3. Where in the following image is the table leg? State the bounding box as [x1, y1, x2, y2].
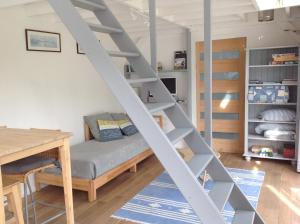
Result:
[0, 167, 5, 224]
[59, 139, 74, 224]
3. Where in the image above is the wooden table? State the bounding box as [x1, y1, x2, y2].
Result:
[0, 128, 74, 224]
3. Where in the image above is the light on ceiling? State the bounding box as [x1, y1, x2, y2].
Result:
[258, 10, 275, 22]
[255, 0, 300, 10]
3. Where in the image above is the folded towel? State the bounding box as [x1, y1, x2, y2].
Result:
[264, 130, 295, 140]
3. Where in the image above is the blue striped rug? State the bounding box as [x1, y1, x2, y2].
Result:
[112, 168, 265, 224]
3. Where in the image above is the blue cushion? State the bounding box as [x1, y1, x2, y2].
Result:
[111, 113, 139, 136]
[2, 156, 56, 174]
[97, 120, 123, 142]
[84, 113, 113, 141]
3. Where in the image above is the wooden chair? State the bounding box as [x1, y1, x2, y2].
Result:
[3, 177, 24, 224]
[3, 128, 65, 224]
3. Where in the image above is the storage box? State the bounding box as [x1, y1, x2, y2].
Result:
[248, 85, 289, 103]
[272, 53, 298, 64]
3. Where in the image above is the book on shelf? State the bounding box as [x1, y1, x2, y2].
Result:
[271, 53, 298, 65]
[282, 79, 298, 85]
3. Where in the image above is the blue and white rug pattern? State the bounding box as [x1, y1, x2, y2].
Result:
[112, 168, 265, 224]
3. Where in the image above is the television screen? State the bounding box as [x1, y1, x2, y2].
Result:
[161, 78, 176, 95]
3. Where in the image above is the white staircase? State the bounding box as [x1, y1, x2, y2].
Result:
[48, 0, 265, 223]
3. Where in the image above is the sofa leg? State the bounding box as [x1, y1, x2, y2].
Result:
[129, 164, 137, 173]
[88, 183, 97, 202]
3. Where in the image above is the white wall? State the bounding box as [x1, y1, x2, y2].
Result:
[0, 6, 124, 145]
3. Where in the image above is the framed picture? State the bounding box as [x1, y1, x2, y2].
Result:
[25, 29, 61, 52]
[174, 51, 187, 70]
[76, 43, 85, 54]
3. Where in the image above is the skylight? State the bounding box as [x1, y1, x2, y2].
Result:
[255, 0, 300, 10]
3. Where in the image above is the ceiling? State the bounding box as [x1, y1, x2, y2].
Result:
[0, 0, 299, 37]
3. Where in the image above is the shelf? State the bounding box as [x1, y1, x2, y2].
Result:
[249, 64, 298, 68]
[248, 119, 296, 124]
[248, 134, 295, 143]
[246, 46, 299, 165]
[244, 152, 296, 161]
[248, 45, 299, 51]
[248, 102, 297, 106]
[248, 83, 297, 86]
[158, 70, 188, 73]
[125, 70, 188, 75]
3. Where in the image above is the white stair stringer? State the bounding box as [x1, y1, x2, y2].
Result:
[47, 1, 265, 223]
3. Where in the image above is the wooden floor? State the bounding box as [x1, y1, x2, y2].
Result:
[31, 152, 300, 224]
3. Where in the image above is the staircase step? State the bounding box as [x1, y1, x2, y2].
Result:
[209, 182, 234, 211]
[232, 211, 255, 224]
[88, 23, 123, 34]
[187, 154, 214, 178]
[127, 77, 158, 84]
[108, 50, 140, 58]
[166, 128, 194, 145]
[71, 0, 106, 11]
[145, 103, 175, 113]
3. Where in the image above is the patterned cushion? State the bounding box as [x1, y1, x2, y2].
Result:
[2, 156, 56, 174]
[97, 120, 123, 142]
[248, 85, 289, 103]
[117, 120, 139, 136]
[111, 113, 139, 136]
[84, 113, 113, 141]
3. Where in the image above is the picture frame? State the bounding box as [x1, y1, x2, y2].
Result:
[25, 29, 61, 53]
[174, 51, 187, 70]
[76, 43, 85, 54]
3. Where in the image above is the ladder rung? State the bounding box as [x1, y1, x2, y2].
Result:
[108, 50, 140, 58]
[145, 103, 175, 113]
[71, 0, 106, 11]
[187, 154, 213, 178]
[232, 211, 255, 224]
[88, 23, 123, 34]
[166, 128, 194, 145]
[127, 77, 158, 84]
[209, 182, 234, 211]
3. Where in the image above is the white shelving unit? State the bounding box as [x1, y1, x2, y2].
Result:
[244, 46, 300, 168]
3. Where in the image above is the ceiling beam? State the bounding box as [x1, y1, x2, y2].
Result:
[179, 16, 243, 27]
[0, 0, 41, 8]
[112, 0, 187, 29]
[156, 7, 256, 23]
[157, 1, 254, 14]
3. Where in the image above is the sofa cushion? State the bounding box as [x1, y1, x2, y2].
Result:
[2, 156, 56, 174]
[111, 113, 138, 136]
[117, 120, 138, 136]
[84, 113, 113, 141]
[46, 133, 149, 179]
[111, 113, 128, 120]
[97, 120, 123, 142]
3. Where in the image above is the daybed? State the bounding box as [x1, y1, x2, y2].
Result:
[35, 114, 162, 202]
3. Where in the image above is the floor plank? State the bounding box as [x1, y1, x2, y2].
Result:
[31, 153, 300, 224]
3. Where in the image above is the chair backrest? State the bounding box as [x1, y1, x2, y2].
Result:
[2, 177, 19, 192]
